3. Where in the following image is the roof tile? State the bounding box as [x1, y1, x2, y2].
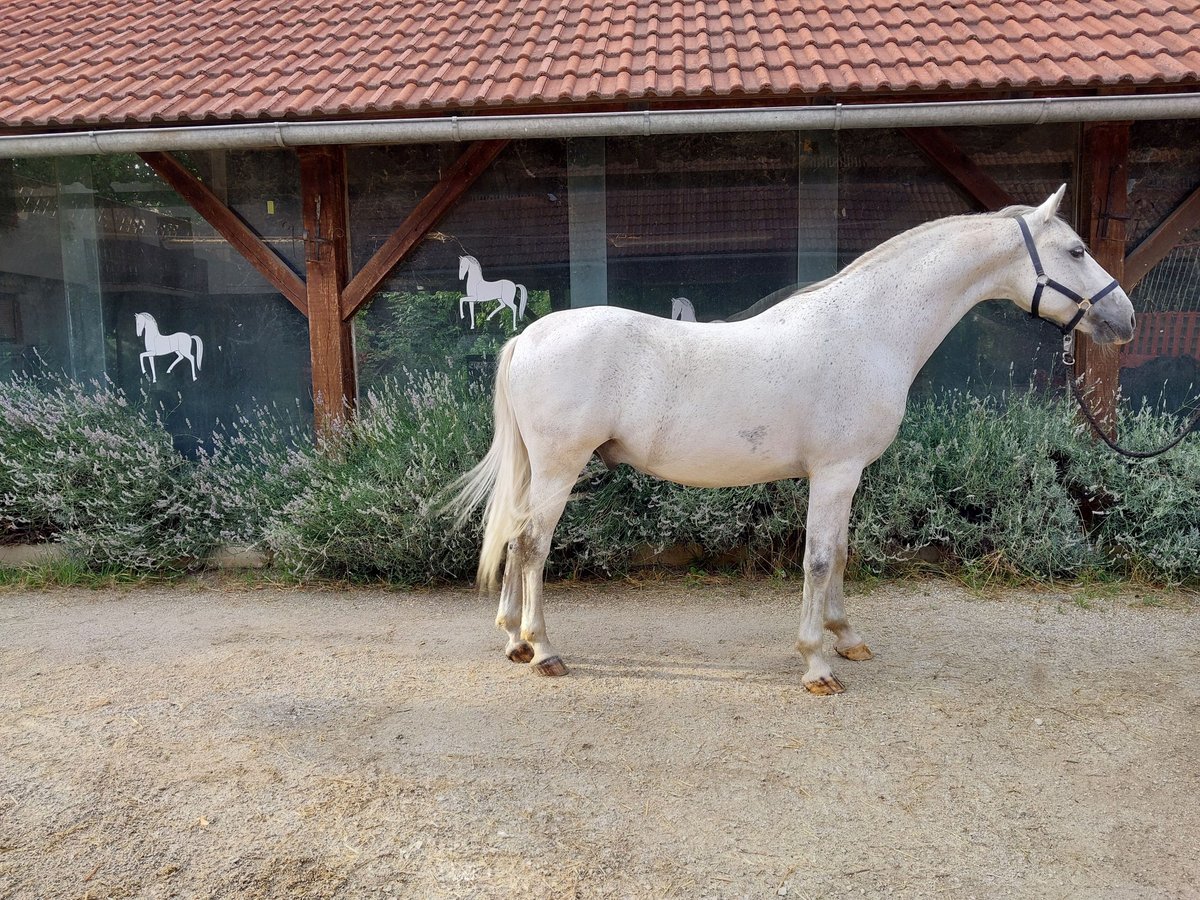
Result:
[2, 0, 1199, 128]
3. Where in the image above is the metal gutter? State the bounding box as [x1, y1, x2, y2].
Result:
[2, 92, 1200, 157]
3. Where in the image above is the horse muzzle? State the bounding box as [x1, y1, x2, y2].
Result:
[1084, 291, 1136, 345]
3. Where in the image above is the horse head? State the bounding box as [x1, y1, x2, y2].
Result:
[458, 256, 477, 281]
[1010, 186, 1135, 346]
[135, 312, 153, 337]
[670, 297, 697, 322]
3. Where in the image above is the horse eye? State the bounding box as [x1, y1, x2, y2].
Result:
[1070, 246, 1086, 259]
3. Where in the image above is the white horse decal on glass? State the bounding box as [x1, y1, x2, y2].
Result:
[457, 255, 528, 330]
[670, 297, 697, 321]
[449, 187, 1136, 694]
[135, 312, 203, 383]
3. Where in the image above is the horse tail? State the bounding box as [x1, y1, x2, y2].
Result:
[446, 337, 530, 592]
[516, 284, 527, 320]
[192, 335, 204, 371]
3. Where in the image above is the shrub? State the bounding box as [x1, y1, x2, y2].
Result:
[192, 403, 316, 550]
[2, 368, 1197, 585]
[0, 374, 214, 571]
[1061, 402, 1200, 583]
[851, 391, 1102, 579]
[265, 370, 492, 582]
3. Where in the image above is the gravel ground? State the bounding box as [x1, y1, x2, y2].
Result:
[0, 577, 1197, 899]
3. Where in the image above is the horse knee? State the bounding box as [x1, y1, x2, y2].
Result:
[804, 548, 836, 582]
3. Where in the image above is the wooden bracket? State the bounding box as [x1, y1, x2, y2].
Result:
[138, 151, 308, 315]
[902, 127, 1016, 211]
[342, 139, 510, 320]
[1125, 181, 1200, 290]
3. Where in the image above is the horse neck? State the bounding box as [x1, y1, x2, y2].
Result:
[138, 316, 159, 339]
[464, 262, 480, 291]
[820, 218, 1022, 379]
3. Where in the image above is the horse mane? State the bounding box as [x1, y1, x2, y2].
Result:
[786, 205, 1040, 301]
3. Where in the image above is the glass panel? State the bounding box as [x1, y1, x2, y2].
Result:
[1122, 120, 1200, 412]
[567, 138, 608, 308]
[840, 125, 1077, 398]
[0, 153, 312, 453]
[349, 141, 569, 392]
[0, 158, 70, 378]
[604, 132, 816, 322]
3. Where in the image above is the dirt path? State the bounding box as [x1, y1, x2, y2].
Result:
[1, 578, 1197, 899]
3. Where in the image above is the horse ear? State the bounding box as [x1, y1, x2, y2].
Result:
[1033, 184, 1067, 226]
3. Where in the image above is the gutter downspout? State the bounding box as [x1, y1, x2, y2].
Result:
[1, 93, 1200, 157]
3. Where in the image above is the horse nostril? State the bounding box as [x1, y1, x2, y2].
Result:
[1130, 313, 1136, 331]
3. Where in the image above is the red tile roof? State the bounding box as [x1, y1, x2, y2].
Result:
[2, 1, 1199, 129]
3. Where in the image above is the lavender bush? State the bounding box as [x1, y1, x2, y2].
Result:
[265, 370, 492, 582]
[0, 374, 214, 571]
[2, 369, 1197, 584]
[192, 403, 315, 550]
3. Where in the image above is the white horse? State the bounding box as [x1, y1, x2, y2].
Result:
[450, 188, 1135, 694]
[135, 312, 203, 383]
[670, 297, 697, 321]
[458, 255, 528, 330]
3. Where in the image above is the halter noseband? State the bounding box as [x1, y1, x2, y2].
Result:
[1016, 216, 1120, 337]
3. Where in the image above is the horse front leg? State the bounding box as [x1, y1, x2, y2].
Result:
[797, 465, 863, 695]
[497, 540, 533, 663]
[141, 353, 157, 383]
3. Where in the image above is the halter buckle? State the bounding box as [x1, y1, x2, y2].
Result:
[1036, 273, 1050, 286]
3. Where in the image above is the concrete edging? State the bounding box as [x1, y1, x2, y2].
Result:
[0, 543, 270, 570]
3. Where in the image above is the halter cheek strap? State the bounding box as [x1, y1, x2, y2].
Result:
[1017, 216, 1120, 335]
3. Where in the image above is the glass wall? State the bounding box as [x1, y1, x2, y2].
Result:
[839, 123, 1079, 397]
[348, 140, 570, 392]
[0, 152, 312, 453]
[1123, 120, 1200, 413]
[350, 125, 1083, 403]
[3, 119, 1194, 454]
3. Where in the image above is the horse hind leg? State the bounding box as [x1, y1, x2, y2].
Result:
[498, 541, 533, 663]
[518, 453, 591, 677]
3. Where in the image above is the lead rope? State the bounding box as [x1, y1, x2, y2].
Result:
[1059, 331, 1200, 459]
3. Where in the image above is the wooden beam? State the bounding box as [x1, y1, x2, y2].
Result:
[341, 139, 510, 320]
[1124, 181, 1200, 289]
[139, 151, 307, 315]
[1075, 121, 1131, 438]
[902, 127, 1016, 211]
[299, 146, 356, 432]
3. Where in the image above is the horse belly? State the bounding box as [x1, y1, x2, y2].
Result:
[603, 418, 804, 488]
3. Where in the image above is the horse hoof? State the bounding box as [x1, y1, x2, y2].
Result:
[837, 642, 873, 662]
[532, 656, 569, 677]
[506, 642, 535, 664]
[802, 674, 846, 696]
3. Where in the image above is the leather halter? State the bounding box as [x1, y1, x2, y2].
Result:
[1017, 216, 1120, 335]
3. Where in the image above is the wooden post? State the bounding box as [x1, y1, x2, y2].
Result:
[1076, 121, 1130, 437]
[298, 146, 355, 433]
